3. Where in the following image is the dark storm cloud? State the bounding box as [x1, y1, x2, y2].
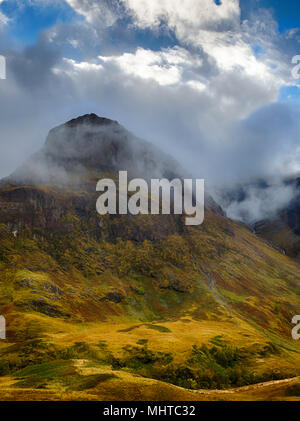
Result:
[9, 39, 61, 88]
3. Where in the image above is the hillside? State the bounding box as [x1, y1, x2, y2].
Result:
[0, 115, 300, 400]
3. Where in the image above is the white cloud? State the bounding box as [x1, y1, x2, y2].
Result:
[123, 0, 240, 39]
[223, 183, 296, 223]
[0, 10, 8, 28]
[62, 0, 285, 105]
[53, 47, 280, 147]
[199, 31, 273, 79]
[59, 58, 104, 75]
[123, 0, 285, 89]
[65, 0, 120, 26]
[186, 80, 206, 91]
[99, 47, 203, 86]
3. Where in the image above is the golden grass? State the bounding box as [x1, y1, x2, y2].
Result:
[0, 364, 299, 401]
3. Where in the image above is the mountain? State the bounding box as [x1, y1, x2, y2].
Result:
[0, 113, 183, 188]
[216, 175, 300, 262]
[212, 176, 300, 261]
[0, 115, 300, 401]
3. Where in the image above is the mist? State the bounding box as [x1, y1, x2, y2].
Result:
[211, 179, 298, 224]
[1, 0, 300, 224]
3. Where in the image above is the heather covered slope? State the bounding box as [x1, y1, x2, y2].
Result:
[1, 189, 300, 398]
[0, 184, 300, 331]
[0, 115, 300, 400]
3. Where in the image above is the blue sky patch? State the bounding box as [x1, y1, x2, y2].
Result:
[241, 0, 300, 32]
[280, 85, 300, 103]
[0, 0, 82, 45]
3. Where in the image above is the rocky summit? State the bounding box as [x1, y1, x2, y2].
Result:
[1, 114, 182, 188]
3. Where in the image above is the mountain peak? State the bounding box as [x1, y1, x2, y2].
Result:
[1, 114, 183, 187]
[65, 113, 118, 128]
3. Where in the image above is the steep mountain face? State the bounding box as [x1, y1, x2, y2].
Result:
[0, 113, 222, 237]
[1, 115, 300, 399]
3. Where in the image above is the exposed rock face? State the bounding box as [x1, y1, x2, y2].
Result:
[15, 299, 70, 318]
[101, 292, 124, 303]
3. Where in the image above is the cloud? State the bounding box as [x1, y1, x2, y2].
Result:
[48, 52, 298, 187]
[0, 10, 8, 23]
[0, 38, 295, 185]
[1, 0, 300, 224]
[123, 0, 240, 39]
[215, 181, 297, 224]
[59, 0, 289, 99]
[9, 39, 61, 88]
[65, 0, 121, 26]
[98, 46, 204, 86]
[0, 4, 8, 29]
